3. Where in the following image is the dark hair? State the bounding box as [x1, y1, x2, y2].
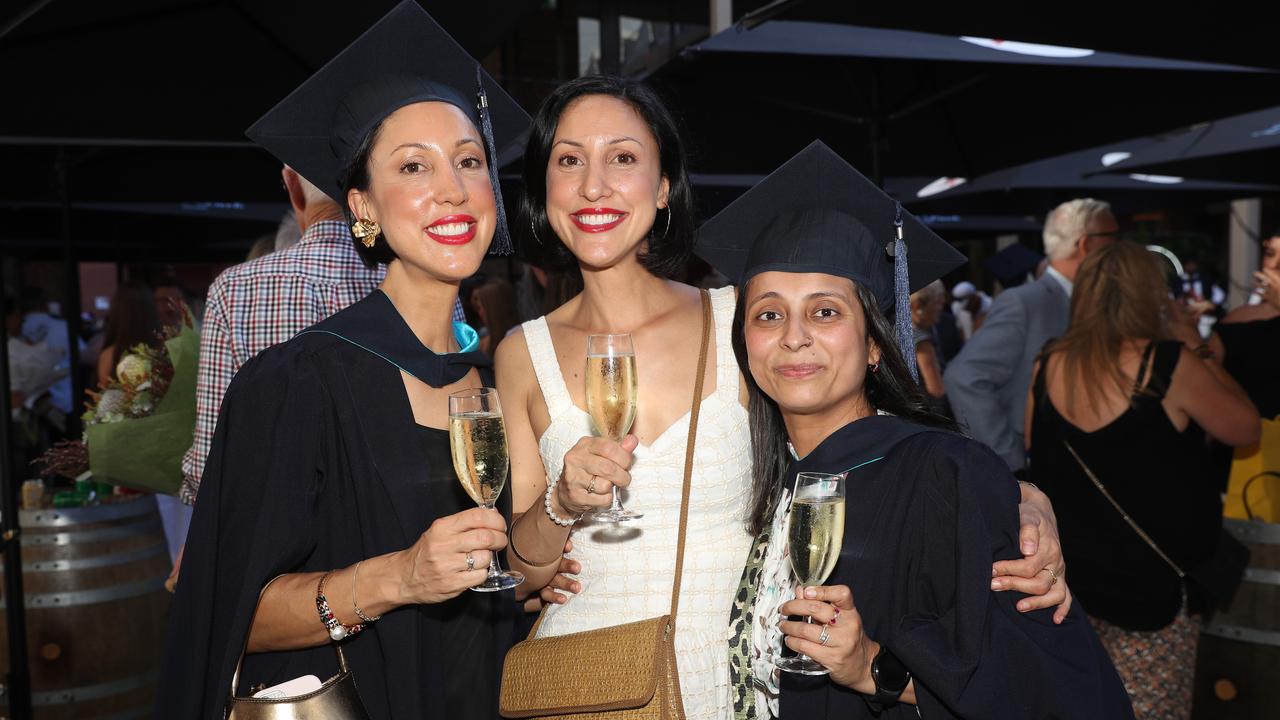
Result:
[516, 75, 696, 279]
[474, 279, 519, 355]
[732, 280, 958, 536]
[340, 123, 399, 267]
[103, 281, 162, 376]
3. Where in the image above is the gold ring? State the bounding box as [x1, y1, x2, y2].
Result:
[1043, 566, 1058, 586]
[586, 476, 598, 494]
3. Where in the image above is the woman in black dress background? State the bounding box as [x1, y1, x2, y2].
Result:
[1027, 241, 1259, 718]
[1216, 230, 1280, 418]
[157, 4, 532, 718]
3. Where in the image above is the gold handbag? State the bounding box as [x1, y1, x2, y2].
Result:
[499, 290, 711, 720]
[225, 578, 372, 720]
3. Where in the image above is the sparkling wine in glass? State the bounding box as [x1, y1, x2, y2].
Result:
[584, 333, 642, 522]
[449, 387, 524, 592]
[774, 471, 846, 675]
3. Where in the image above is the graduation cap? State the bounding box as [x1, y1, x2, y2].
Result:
[696, 140, 966, 377]
[982, 243, 1045, 287]
[246, 0, 530, 254]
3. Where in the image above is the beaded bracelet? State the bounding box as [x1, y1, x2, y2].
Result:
[544, 475, 579, 527]
[316, 571, 363, 641]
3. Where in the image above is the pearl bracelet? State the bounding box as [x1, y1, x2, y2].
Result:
[544, 475, 579, 527]
[316, 571, 363, 641]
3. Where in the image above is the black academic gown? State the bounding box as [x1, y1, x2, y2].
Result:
[157, 292, 515, 720]
[778, 415, 1133, 719]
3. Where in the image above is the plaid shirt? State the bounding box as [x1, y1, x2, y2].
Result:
[180, 219, 466, 504]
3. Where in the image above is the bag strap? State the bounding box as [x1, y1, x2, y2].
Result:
[1063, 441, 1185, 578]
[230, 575, 349, 699]
[1132, 341, 1158, 395]
[669, 289, 712, 620]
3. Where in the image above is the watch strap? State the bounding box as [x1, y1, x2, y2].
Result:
[865, 644, 910, 712]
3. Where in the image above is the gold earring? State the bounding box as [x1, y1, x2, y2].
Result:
[351, 219, 381, 248]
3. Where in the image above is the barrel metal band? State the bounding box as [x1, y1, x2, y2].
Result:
[87, 708, 154, 720]
[19, 496, 158, 527]
[1224, 518, 1280, 545]
[19, 519, 163, 546]
[30, 670, 158, 706]
[0, 542, 167, 573]
[0, 576, 166, 609]
[1203, 622, 1280, 648]
[1244, 566, 1280, 586]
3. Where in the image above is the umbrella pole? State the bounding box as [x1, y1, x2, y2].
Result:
[56, 151, 84, 439]
[0, 282, 34, 720]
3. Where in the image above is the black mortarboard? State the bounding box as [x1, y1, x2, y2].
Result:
[696, 140, 966, 377]
[246, 0, 530, 254]
[982, 243, 1045, 287]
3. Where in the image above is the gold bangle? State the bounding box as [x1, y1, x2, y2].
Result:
[508, 526, 563, 568]
[351, 561, 381, 623]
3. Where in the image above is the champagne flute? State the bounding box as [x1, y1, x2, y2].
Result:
[774, 471, 846, 675]
[584, 333, 643, 522]
[448, 387, 524, 592]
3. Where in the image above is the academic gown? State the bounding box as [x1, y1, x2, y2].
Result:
[156, 291, 515, 720]
[778, 415, 1133, 719]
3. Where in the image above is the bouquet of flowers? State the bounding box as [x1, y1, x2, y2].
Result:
[34, 312, 199, 495]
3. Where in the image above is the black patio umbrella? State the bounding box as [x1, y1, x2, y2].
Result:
[690, 172, 1041, 232]
[651, 19, 1280, 184]
[893, 135, 1280, 216]
[738, 0, 1280, 71]
[1090, 104, 1280, 184]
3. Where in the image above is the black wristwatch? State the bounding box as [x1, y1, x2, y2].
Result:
[865, 644, 911, 713]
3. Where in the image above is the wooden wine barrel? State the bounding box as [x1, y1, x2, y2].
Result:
[1191, 518, 1280, 719]
[0, 495, 172, 719]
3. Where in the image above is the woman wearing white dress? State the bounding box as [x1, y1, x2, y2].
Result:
[499, 76, 1071, 719]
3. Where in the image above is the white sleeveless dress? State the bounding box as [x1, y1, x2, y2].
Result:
[521, 286, 753, 720]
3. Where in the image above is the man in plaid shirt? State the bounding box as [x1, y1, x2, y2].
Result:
[179, 167, 464, 505]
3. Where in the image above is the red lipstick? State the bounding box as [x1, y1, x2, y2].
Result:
[570, 207, 628, 233]
[425, 214, 477, 245]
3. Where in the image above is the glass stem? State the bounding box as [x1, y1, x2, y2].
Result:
[610, 486, 624, 512]
[800, 614, 814, 661]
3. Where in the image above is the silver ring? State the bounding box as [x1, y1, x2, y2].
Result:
[818, 626, 831, 646]
[465, 552, 476, 571]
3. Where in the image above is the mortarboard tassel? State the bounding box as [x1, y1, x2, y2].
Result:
[891, 203, 918, 382]
[476, 64, 512, 256]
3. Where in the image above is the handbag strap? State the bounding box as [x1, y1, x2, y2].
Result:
[1063, 441, 1186, 578]
[668, 288, 712, 620]
[230, 576, 350, 698]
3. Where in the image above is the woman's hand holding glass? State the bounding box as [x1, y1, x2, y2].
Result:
[779, 585, 883, 694]
[394, 506, 508, 604]
[553, 434, 639, 517]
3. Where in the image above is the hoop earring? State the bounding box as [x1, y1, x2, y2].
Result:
[529, 218, 543, 245]
[656, 207, 672, 242]
[351, 219, 381, 248]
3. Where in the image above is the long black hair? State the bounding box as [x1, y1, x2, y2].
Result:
[732, 280, 958, 536]
[515, 75, 696, 279]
